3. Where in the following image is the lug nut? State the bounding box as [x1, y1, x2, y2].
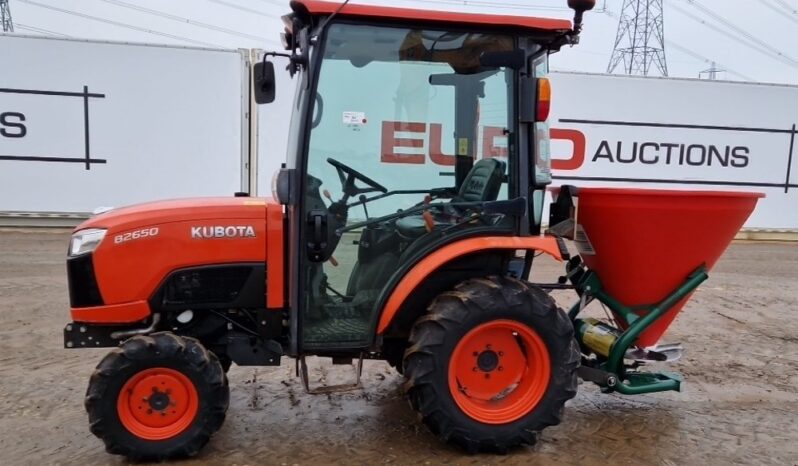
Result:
[498, 366, 504, 371]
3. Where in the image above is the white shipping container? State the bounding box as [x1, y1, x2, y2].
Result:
[0, 34, 250, 214]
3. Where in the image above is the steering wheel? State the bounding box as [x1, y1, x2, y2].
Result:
[327, 157, 388, 198]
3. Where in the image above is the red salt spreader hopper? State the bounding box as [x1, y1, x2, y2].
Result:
[548, 186, 764, 395]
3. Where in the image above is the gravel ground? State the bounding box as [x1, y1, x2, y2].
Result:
[0, 230, 796, 465]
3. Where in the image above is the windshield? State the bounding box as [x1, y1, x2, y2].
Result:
[306, 23, 516, 220]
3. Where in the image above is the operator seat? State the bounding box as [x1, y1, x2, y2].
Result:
[395, 158, 506, 239]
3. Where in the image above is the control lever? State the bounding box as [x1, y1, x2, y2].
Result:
[359, 195, 369, 219]
[306, 209, 328, 262]
[422, 195, 435, 232]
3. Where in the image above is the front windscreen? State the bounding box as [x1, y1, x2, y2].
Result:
[306, 23, 516, 220]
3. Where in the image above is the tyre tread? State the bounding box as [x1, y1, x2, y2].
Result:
[84, 332, 229, 461]
[403, 276, 579, 453]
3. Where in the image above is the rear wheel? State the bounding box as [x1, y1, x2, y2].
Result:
[85, 332, 229, 460]
[403, 276, 579, 453]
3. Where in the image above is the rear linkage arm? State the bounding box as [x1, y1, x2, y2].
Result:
[564, 256, 708, 394]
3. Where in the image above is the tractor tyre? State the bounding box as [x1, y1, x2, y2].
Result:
[403, 276, 579, 453]
[215, 353, 233, 373]
[85, 332, 229, 461]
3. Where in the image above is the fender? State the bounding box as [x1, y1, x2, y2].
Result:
[376, 236, 564, 334]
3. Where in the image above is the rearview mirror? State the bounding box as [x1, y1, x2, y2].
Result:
[253, 60, 276, 104]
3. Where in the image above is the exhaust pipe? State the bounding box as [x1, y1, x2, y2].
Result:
[110, 313, 161, 340]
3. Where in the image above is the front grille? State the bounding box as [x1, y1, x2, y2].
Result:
[163, 266, 252, 306]
[67, 254, 104, 307]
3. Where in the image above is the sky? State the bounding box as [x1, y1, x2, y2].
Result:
[6, 0, 798, 85]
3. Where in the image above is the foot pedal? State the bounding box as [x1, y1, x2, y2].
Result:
[298, 354, 364, 395]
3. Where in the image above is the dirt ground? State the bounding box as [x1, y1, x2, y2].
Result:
[0, 230, 796, 465]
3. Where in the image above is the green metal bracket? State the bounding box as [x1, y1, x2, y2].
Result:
[613, 371, 683, 395]
[569, 263, 708, 395]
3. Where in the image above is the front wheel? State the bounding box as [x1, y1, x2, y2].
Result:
[403, 276, 579, 453]
[85, 332, 229, 460]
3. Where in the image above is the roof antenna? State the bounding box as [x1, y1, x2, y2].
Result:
[318, 0, 352, 31]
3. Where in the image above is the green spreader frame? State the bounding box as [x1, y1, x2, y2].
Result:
[567, 260, 709, 395]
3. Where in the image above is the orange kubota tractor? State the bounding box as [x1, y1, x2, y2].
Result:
[64, 0, 602, 459]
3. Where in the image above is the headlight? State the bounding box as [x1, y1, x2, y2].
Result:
[69, 228, 107, 257]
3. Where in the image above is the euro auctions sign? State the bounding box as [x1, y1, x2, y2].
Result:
[546, 72, 797, 229]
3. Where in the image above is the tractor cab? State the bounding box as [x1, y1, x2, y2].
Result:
[258, 0, 581, 354]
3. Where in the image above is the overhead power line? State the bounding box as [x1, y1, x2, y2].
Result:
[755, 0, 798, 25]
[683, 0, 798, 68]
[15, 22, 71, 37]
[666, 40, 754, 81]
[98, 0, 278, 44]
[16, 0, 224, 48]
[669, 1, 798, 70]
[773, 0, 798, 14]
[254, 0, 293, 7]
[205, 0, 280, 18]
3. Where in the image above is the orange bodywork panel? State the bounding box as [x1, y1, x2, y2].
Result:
[71, 300, 151, 323]
[69, 197, 284, 324]
[376, 236, 563, 334]
[295, 0, 573, 33]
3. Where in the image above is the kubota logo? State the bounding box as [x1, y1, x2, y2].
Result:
[191, 226, 256, 239]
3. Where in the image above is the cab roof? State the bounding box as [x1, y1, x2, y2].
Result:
[291, 0, 573, 33]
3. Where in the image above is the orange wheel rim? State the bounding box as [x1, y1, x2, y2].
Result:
[117, 367, 199, 440]
[448, 319, 551, 424]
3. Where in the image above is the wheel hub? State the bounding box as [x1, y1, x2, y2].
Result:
[148, 390, 171, 411]
[476, 350, 499, 372]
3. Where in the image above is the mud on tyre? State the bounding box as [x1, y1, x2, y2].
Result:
[85, 332, 229, 460]
[402, 276, 580, 453]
